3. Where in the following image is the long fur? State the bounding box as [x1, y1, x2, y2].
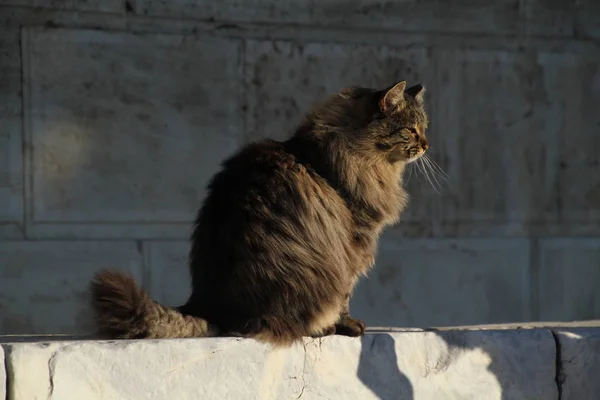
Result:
[90, 270, 217, 339]
[90, 82, 429, 346]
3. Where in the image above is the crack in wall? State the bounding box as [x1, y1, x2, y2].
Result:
[295, 341, 309, 400]
[47, 350, 59, 399]
[551, 331, 564, 399]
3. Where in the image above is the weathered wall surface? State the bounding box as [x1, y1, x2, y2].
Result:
[0, 1, 599, 334]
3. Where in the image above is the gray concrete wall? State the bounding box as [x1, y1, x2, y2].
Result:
[0, 1, 599, 334]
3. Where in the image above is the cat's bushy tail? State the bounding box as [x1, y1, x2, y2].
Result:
[90, 269, 217, 339]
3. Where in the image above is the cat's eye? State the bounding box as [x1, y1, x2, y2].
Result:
[400, 127, 419, 138]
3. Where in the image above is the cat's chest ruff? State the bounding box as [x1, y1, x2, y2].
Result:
[358, 178, 407, 227]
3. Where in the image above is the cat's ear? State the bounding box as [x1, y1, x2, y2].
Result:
[405, 84, 425, 104]
[380, 81, 407, 112]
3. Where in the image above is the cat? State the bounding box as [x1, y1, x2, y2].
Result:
[90, 80, 429, 346]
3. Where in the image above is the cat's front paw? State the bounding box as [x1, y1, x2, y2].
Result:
[335, 315, 366, 337]
[310, 325, 336, 338]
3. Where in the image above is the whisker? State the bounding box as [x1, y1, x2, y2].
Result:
[425, 159, 442, 195]
[423, 156, 446, 184]
[417, 157, 440, 195]
[424, 154, 450, 180]
[413, 163, 423, 184]
[423, 154, 455, 193]
[422, 156, 443, 190]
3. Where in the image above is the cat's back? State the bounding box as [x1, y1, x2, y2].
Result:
[220, 139, 298, 182]
[206, 139, 308, 202]
[195, 138, 352, 259]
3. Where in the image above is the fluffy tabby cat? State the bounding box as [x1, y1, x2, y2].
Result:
[90, 80, 429, 346]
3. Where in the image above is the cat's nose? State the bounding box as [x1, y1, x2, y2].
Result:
[421, 140, 429, 151]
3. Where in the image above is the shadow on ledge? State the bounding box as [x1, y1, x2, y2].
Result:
[357, 327, 558, 400]
[357, 334, 413, 400]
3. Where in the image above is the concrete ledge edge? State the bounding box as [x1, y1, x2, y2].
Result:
[0, 328, 596, 399]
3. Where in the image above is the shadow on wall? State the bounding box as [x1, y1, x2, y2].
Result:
[356, 330, 555, 400]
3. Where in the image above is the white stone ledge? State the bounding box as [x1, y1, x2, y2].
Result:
[0, 327, 599, 399]
[0, 329, 570, 400]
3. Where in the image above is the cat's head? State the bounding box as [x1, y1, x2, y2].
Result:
[306, 81, 429, 164]
[373, 81, 429, 163]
